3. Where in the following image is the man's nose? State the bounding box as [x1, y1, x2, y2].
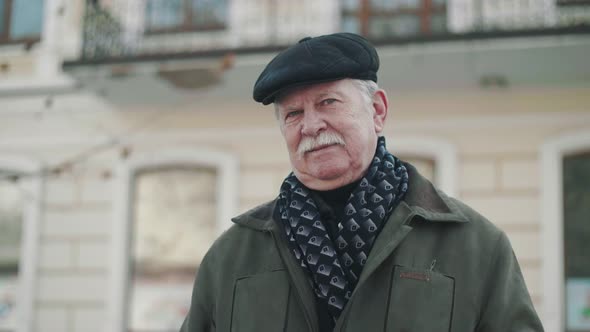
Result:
[300, 110, 326, 136]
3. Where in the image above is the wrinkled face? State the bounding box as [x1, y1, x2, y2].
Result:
[275, 79, 388, 190]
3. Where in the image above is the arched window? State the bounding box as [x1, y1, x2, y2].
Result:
[541, 131, 590, 332]
[0, 156, 42, 332]
[108, 149, 238, 332]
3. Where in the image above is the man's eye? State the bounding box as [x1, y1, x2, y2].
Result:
[320, 98, 337, 106]
[285, 110, 303, 119]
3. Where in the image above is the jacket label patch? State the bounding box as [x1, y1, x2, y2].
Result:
[399, 271, 430, 282]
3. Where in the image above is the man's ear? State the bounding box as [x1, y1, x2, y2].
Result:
[372, 89, 388, 133]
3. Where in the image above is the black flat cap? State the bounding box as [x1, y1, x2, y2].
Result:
[253, 33, 379, 105]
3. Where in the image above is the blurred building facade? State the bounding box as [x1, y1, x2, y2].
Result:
[1, 0, 590, 331]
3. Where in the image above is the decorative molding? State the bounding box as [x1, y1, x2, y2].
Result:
[0, 155, 43, 332]
[107, 148, 239, 332]
[540, 129, 590, 332]
[0, 75, 76, 96]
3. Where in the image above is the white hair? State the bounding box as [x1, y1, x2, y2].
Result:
[351, 79, 379, 112]
[273, 79, 379, 120]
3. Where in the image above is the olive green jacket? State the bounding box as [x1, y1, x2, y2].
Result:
[180, 165, 544, 332]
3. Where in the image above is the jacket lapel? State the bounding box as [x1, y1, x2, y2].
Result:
[401, 162, 469, 223]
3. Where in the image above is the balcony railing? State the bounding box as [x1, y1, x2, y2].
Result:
[77, 0, 590, 63]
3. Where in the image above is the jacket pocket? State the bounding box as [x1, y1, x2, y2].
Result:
[230, 270, 290, 332]
[386, 265, 455, 332]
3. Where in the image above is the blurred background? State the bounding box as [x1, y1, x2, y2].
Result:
[0, 0, 589, 331]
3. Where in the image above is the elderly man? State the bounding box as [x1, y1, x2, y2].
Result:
[180, 33, 543, 331]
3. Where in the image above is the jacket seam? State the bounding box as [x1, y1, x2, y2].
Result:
[447, 274, 456, 332]
[229, 280, 237, 332]
[234, 268, 287, 281]
[474, 231, 504, 330]
[383, 261, 396, 331]
[283, 285, 292, 332]
[203, 243, 219, 331]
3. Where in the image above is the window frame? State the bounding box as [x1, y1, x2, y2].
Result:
[0, 155, 42, 332]
[0, 0, 42, 46]
[384, 136, 457, 197]
[144, 0, 228, 35]
[556, 0, 590, 6]
[541, 130, 590, 332]
[341, 0, 447, 38]
[107, 148, 239, 332]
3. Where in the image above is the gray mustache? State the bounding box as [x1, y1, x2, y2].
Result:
[298, 132, 346, 155]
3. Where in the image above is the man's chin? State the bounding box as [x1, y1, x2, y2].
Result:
[294, 166, 356, 190]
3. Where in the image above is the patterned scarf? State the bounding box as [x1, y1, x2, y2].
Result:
[276, 136, 409, 321]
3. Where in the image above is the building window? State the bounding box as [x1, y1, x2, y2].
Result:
[385, 137, 457, 197]
[145, 0, 228, 34]
[109, 149, 238, 332]
[400, 156, 436, 183]
[557, 0, 590, 5]
[341, 0, 447, 39]
[556, 0, 590, 27]
[0, 0, 44, 45]
[127, 166, 218, 331]
[563, 152, 590, 332]
[0, 170, 23, 332]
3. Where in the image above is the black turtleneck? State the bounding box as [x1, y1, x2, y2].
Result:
[310, 180, 360, 241]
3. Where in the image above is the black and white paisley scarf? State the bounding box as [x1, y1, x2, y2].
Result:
[276, 136, 409, 321]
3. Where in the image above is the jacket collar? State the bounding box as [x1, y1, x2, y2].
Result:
[232, 162, 468, 231]
[400, 162, 469, 223]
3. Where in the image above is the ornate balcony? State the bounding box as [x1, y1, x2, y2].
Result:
[72, 0, 590, 63]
